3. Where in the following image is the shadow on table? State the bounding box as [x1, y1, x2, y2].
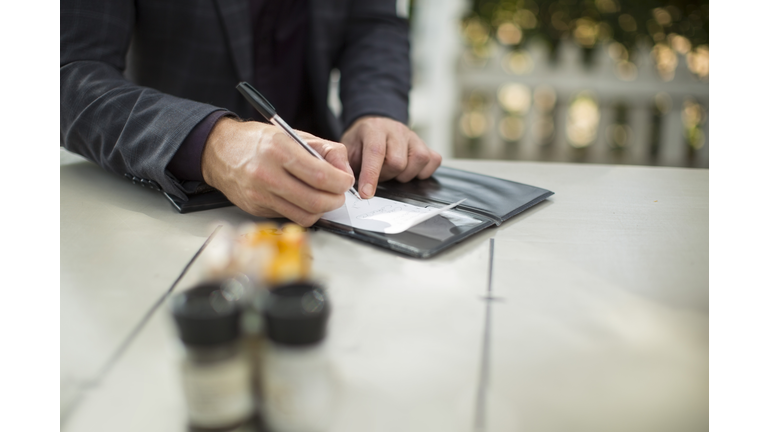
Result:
[61, 159, 261, 238]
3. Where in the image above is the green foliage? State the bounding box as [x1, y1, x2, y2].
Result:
[466, 0, 708, 55]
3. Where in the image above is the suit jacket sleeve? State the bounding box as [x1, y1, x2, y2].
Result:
[60, 0, 227, 200]
[338, 0, 411, 130]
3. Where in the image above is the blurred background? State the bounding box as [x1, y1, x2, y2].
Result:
[402, 0, 708, 168]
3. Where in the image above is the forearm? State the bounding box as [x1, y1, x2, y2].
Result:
[60, 61, 224, 199]
[60, 0, 231, 200]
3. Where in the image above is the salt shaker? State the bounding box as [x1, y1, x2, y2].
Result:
[261, 282, 335, 432]
[171, 282, 255, 431]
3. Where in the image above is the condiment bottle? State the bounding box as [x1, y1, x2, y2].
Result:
[266, 224, 311, 286]
[171, 282, 255, 431]
[261, 281, 335, 432]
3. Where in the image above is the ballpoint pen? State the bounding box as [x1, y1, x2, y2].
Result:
[236, 81, 363, 200]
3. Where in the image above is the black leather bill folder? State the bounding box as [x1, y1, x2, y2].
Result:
[315, 166, 553, 258]
[166, 166, 554, 259]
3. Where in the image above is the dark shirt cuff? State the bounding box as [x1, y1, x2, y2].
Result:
[167, 110, 232, 182]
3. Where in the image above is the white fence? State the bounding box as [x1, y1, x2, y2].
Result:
[408, 1, 708, 168]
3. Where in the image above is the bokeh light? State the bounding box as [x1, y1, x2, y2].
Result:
[499, 115, 526, 142]
[618, 14, 637, 32]
[682, 98, 706, 150]
[463, 18, 489, 46]
[461, 17, 494, 65]
[607, 124, 632, 148]
[459, 91, 490, 140]
[682, 100, 702, 129]
[567, 93, 600, 148]
[686, 45, 709, 79]
[498, 83, 531, 114]
[595, 0, 619, 14]
[669, 34, 691, 55]
[503, 50, 534, 75]
[615, 60, 638, 81]
[514, 9, 537, 29]
[574, 18, 599, 48]
[652, 43, 678, 81]
[497, 22, 523, 46]
[653, 7, 672, 26]
[460, 111, 488, 139]
[608, 42, 629, 61]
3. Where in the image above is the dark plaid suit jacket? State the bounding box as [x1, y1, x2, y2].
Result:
[60, 0, 411, 200]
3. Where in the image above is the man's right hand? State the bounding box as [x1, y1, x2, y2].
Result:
[201, 117, 355, 227]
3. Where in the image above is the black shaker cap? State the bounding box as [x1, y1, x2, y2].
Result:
[171, 282, 241, 346]
[264, 282, 330, 346]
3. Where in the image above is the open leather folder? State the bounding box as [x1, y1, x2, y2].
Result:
[166, 166, 554, 258]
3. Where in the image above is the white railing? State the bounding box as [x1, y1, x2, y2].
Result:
[409, 6, 708, 168]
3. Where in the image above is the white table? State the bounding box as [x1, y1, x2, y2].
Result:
[60, 148, 708, 432]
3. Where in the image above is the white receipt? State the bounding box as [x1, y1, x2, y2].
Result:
[321, 192, 465, 234]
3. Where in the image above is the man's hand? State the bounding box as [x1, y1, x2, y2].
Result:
[201, 117, 355, 227]
[341, 116, 442, 199]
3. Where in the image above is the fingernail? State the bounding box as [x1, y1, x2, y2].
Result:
[345, 162, 354, 176]
[362, 183, 374, 198]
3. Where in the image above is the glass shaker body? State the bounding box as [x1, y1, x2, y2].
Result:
[261, 282, 335, 432]
[172, 282, 255, 431]
[180, 341, 254, 430]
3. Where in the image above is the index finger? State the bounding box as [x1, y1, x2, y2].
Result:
[357, 130, 387, 198]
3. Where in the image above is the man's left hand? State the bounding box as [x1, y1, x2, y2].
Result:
[341, 116, 442, 199]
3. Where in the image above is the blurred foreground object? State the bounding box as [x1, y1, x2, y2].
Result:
[171, 283, 255, 430]
[174, 222, 318, 429]
[262, 281, 335, 432]
[199, 222, 312, 288]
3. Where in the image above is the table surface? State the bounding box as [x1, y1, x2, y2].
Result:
[60, 148, 708, 432]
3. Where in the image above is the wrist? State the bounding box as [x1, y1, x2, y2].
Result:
[201, 118, 274, 189]
[201, 117, 239, 189]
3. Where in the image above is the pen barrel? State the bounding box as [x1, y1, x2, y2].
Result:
[271, 116, 324, 160]
[236, 82, 277, 119]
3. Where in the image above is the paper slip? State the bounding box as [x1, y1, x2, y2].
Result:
[321, 192, 466, 234]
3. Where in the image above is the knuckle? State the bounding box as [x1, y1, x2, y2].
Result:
[245, 189, 270, 209]
[366, 141, 386, 158]
[331, 142, 349, 157]
[255, 167, 274, 188]
[296, 213, 320, 228]
[313, 169, 327, 187]
[388, 154, 408, 171]
[262, 141, 281, 160]
[305, 195, 326, 214]
[332, 193, 346, 209]
[414, 149, 431, 165]
[396, 172, 414, 183]
[245, 163, 267, 185]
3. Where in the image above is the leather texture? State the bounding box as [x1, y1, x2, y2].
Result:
[317, 167, 554, 258]
[376, 166, 555, 225]
[60, 0, 411, 201]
